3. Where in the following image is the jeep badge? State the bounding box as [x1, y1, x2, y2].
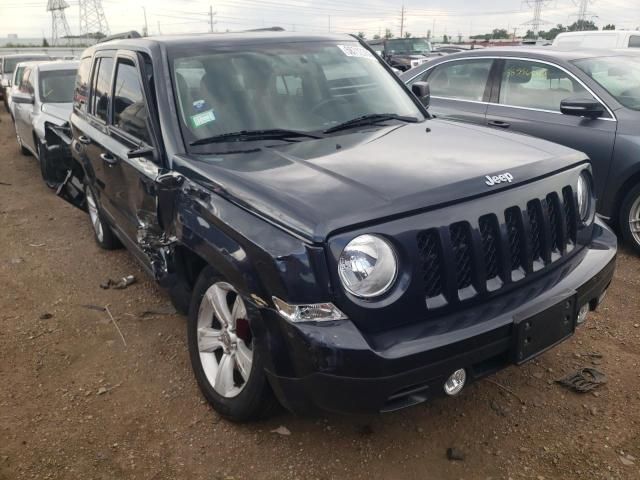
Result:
[485, 172, 514, 186]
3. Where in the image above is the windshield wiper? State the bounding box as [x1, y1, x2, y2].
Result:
[190, 129, 321, 146]
[323, 114, 419, 134]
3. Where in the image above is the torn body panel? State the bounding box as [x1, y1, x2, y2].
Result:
[46, 122, 87, 210]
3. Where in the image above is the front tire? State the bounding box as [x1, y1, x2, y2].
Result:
[187, 267, 278, 422]
[85, 184, 121, 250]
[620, 184, 640, 255]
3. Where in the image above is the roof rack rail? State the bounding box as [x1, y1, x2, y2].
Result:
[98, 30, 142, 44]
[243, 27, 285, 32]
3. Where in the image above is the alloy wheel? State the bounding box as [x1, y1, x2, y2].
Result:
[197, 282, 254, 398]
[629, 194, 640, 247]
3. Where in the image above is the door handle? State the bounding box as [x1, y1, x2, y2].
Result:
[100, 153, 119, 166]
[78, 135, 91, 145]
[488, 120, 511, 129]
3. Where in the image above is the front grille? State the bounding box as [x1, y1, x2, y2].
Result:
[562, 187, 577, 245]
[450, 222, 473, 290]
[479, 215, 500, 280]
[417, 186, 578, 308]
[527, 201, 543, 264]
[547, 193, 563, 253]
[417, 230, 444, 298]
[505, 207, 524, 271]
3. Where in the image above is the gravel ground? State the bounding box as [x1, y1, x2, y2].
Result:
[0, 108, 639, 480]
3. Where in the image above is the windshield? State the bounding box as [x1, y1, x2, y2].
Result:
[3, 56, 47, 74]
[385, 39, 432, 55]
[573, 56, 640, 111]
[169, 41, 424, 148]
[39, 69, 77, 103]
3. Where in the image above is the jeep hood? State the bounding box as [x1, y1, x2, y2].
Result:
[175, 119, 587, 243]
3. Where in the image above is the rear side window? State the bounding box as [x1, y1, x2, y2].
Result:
[420, 59, 493, 102]
[91, 57, 114, 122]
[112, 58, 151, 144]
[630, 36, 640, 48]
[74, 57, 92, 113]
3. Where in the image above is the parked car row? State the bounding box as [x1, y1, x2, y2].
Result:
[401, 47, 640, 254]
[6, 32, 617, 422]
[1, 53, 52, 107]
[8, 59, 79, 188]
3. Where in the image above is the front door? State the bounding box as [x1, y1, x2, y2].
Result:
[14, 67, 35, 148]
[406, 58, 495, 125]
[485, 59, 617, 202]
[98, 52, 164, 271]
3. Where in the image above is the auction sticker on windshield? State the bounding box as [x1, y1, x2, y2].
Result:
[337, 44, 376, 60]
[191, 110, 216, 128]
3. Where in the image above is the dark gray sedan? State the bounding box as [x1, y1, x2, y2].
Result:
[401, 48, 640, 253]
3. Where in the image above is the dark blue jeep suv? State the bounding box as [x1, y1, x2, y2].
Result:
[53, 31, 616, 421]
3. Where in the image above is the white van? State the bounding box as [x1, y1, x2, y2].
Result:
[553, 30, 640, 49]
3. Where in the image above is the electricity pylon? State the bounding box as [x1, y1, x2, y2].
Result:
[47, 0, 72, 46]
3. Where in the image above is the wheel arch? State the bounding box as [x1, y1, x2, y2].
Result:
[611, 168, 640, 230]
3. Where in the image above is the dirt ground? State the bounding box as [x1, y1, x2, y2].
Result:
[0, 107, 639, 480]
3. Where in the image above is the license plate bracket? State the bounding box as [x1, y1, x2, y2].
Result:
[512, 295, 577, 365]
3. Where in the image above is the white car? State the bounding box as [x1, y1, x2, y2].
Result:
[1, 53, 50, 105]
[12, 60, 79, 188]
[6, 61, 39, 122]
[553, 30, 640, 49]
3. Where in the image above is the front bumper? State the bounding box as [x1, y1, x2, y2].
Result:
[263, 219, 617, 415]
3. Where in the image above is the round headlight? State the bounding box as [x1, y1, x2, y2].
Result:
[576, 171, 592, 222]
[338, 234, 398, 298]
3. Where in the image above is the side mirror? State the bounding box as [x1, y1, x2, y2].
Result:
[560, 98, 604, 119]
[12, 92, 34, 105]
[411, 81, 431, 107]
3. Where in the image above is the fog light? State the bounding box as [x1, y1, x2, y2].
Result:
[444, 369, 466, 396]
[577, 303, 590, 325]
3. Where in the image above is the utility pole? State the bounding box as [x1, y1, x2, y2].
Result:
[157, 21, 161, 35]
[142, 6, 148, 36]
[209, 5, 214, 33]
[47, 0, 72, 46]
[328, 15, 331, 33]
[79, 0, 110, 37]
[399, 4, 406, 38]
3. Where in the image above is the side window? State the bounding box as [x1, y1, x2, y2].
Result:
[112, 58, 151, 144]
[13, 66, 25, 87]
[499, 60, 593, 112]
[74, 57, 92, 113]
[421, 59, 493, 102]
[90, 56, 114, 122]
[19, 68, 33, 94]
[629, 36, 640, 48]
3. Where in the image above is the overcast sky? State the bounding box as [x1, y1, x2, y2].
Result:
[1, 0, 639, 40]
